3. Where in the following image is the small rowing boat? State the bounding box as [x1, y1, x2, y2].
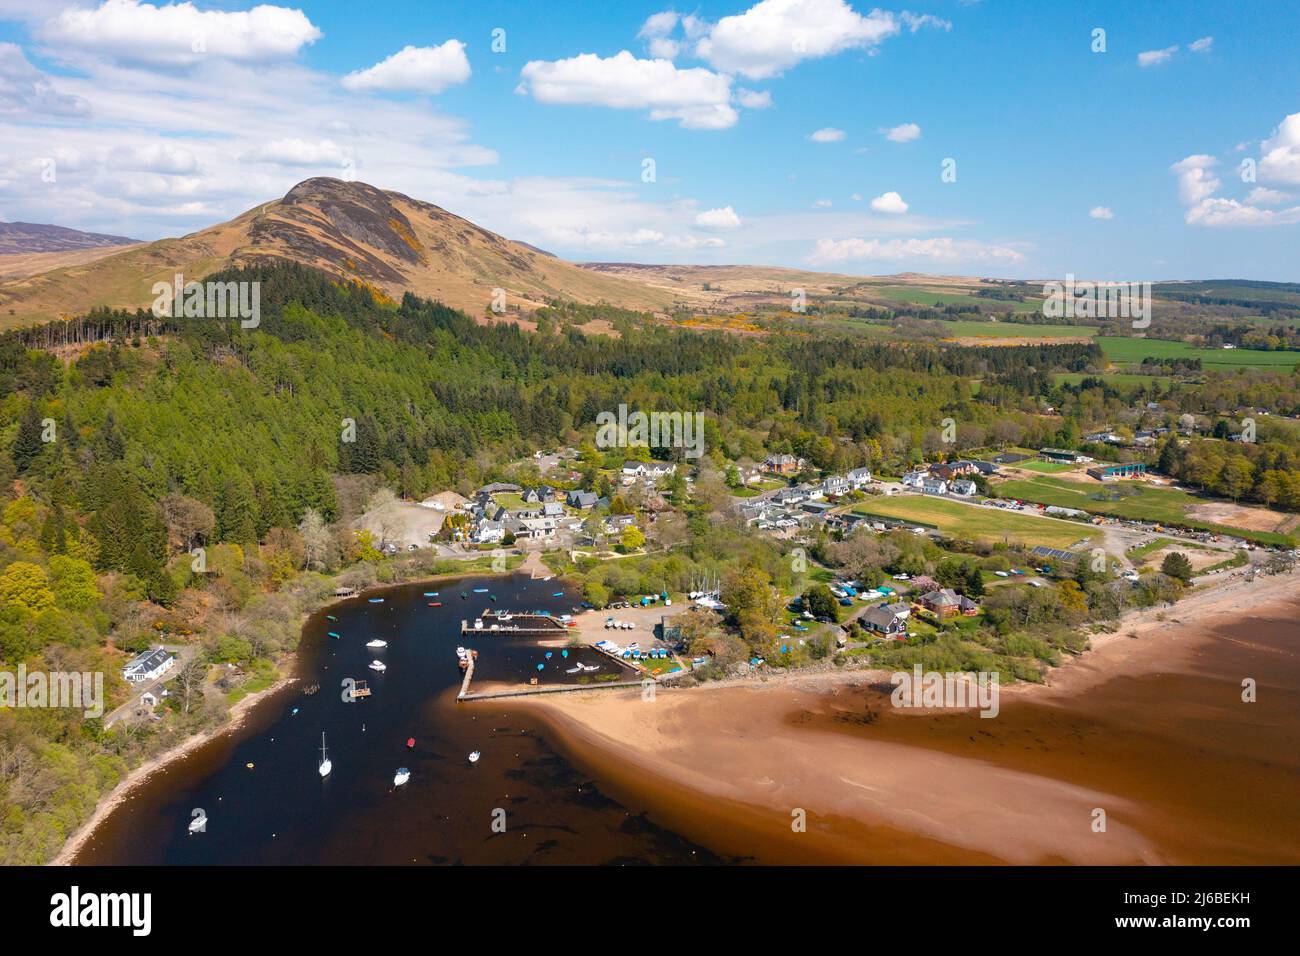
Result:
[327, 632, 341, 639]
[368, 598, 385, 604]
[393, 768, 410, 787]
[366, 639, 387, 648]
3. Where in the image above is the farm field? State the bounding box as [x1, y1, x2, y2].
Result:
[868, 285, 1043, 312]
[1015, 460, 1076, 473]
[937, 320, 1095, 338]
[1054, 372, 1173, 391]
[853, 495, 1099, 549]
[1098, 336, 1300, 369]
[995, 474, 1297, 545]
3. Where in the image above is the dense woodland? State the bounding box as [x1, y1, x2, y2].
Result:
[2, 263, 1300, 863]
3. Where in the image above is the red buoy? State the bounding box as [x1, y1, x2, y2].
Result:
[406, 737, 415, 749]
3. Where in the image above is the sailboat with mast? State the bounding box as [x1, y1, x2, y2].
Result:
[318, 732, 332, 778]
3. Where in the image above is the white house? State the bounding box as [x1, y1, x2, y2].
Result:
[847, 467, 872, 489]
[921, 477, 948, 496]
[822, 475, 850, 497]
[901, 470, 928, 489]
[123, 647, 176, 684]
[474, 518, 505, 544]
[950, 479, 978, 497]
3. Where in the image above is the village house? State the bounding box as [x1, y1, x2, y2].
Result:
[917, 588, 980, 618]
[821, 474, 850, 497]
[763, 453, 806, 475]
[846, 467, 873, 488]
[901, 470, 928, 488]
[772, 487, 808, 507]
[932, 460, 978, 481]
[604, 513, 638, 533]
[123, 647, 176, 684]
[969, 460, 999, 476]
[473, 517, 505, 544]
[921, 476, 949, 496]
[949, 478, 978, 497]
[566, 490, 599, 509]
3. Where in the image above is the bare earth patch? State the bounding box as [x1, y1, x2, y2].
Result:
[1187, 501, 1298, 534]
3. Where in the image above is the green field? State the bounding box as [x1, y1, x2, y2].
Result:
[853, 495, 1098, 549]
[1098, 337, 1300, 369]
[1016, 459, 1076, 473]
[996, 475, 1295, 546]
[1054, 372, 1172, 391]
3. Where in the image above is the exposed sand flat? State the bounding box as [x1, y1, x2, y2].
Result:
[511, 569, 1300, 865]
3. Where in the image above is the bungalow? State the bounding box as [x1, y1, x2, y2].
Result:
[860, 604, 908, 638]
[822, 474, 850, 497]
[921, 477, 949, 496]
[847, 467, 873, 488]
[798, 482, 826, 501]
[566, 490, 599, 509]
[970, 460, 999, 476]
[917, 588, 980, 618]
[123, 647, 176, 684]
[763, 453, 806, 476]
[950, 478, 978, 497]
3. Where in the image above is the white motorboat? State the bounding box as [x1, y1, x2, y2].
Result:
[467, 751, 481, 763]
[366, 639, 387, 648]
[368, 660, 387, 672]
[318, 733, 332, 778]
[393, 767, 410, 786]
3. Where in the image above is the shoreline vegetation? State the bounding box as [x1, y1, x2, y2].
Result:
[48, 560, 525, 866]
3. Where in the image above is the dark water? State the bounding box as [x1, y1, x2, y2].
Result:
[75, 574, 724, 865]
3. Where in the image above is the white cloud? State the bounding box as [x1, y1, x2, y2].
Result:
[0, 41, 88, 115]
[109, 142, 198, 174]
[1170, 154, 1220, 205]
[809, 236, 1024, 264]
[341, 41, 470, 94]
[813, 198, 832, 208]
[1246, 187, 1292, 206]
[869, 191, 907, 214]
[809, 127, 844, 143]
[694, 205, 742, 229]
[697, 0, 906, 80]
[241, 137, 352, 167]
[1088, 206, 1114, 220]
[517, 51, 737, 130]
[1137, 45, 1178, 67]
[1259, 111, 1300, 185]
[735, 87, 771, 109]
[1189, 36, 1213, 53]
[1171, 146, 1300, 226]
[40, 0, 322, 67]
[882, 122, 920, 143]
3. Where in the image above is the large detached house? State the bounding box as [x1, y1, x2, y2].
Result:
[917, 588, 980, 618]
[921, 477, 948, 496]
[847, 467, 872, 488]
[763, 454, 806, 475]
[123, 647, 176, 684]
[822, 474, 850, 497]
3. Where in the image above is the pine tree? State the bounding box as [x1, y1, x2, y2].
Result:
[11, 400, 43, 473]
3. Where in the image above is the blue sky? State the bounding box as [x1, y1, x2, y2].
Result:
[1, 0, 1297, 280]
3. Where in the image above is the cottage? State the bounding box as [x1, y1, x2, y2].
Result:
[901, 470, 928, 488]
[847, 467, 872, 488]
[772, 487, 807, 506]
[949, 478, 978, 497]
[123, 647, 176, 684]
[860, 605, 908, 637]
[473, 518, 505, 544]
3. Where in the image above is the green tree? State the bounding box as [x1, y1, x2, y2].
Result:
[1161, 552, 1195, 583]
[0, 562, 56, 615]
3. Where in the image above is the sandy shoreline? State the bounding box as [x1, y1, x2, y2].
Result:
[507, 568, 1300, 864]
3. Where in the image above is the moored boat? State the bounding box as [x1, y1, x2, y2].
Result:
[393, 768, 410, 786]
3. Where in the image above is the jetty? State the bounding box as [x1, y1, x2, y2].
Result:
[458, 679, 641, 702]
[457, 651, 475, 700]
[461, 610, 571, 636]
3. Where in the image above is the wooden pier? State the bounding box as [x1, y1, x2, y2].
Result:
[457, 651, 475, 699]
[461, 610, 571, 636]
[458, 678, 642, 702]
